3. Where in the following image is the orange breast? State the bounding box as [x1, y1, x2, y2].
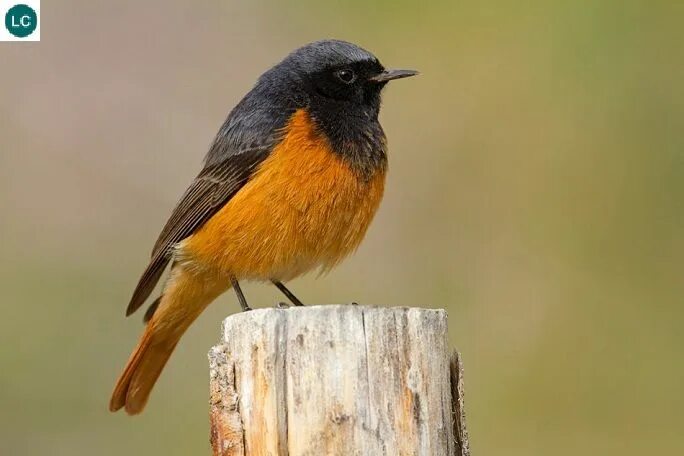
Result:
[180, 109, 386, 281]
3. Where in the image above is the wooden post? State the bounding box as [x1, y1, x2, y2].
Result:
[209, 305, 469, 456]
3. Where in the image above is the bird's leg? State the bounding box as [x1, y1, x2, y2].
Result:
[230, 276, 252, 312]
[272, 280, 305, 307]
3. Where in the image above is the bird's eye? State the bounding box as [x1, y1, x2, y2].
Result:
[334, 69, 356, 84]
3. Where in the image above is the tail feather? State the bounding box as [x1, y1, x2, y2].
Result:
[143, 295, 163, 323]
[109, 324, 180, 414]
[110, 267, 228, 415]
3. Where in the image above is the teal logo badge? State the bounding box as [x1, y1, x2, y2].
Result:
[5, 3, 37, 38]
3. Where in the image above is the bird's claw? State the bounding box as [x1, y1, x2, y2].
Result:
[276, 301, 290, 309]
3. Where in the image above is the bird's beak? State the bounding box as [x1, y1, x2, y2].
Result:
[369, 69, 419, 82]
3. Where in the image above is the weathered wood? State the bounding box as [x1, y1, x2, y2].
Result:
[209, 305, 469, 456]
[209, 346, 244, 456]
[450, 352, 470, 456]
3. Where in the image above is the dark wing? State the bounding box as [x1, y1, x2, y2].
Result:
[125, 147, 270, 317]
[124, 80, 295, 318]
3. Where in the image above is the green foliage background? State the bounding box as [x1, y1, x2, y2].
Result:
[1, 1, 682, 454]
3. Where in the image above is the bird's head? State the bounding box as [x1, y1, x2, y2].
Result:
[259, 39, 418, 117]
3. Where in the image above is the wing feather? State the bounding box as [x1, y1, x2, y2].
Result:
[124, 85, 295, 318]
[125, 148, 270, 317]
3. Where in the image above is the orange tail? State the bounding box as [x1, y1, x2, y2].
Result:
[110, 267, 228, 415]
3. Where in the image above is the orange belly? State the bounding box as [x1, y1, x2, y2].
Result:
[179, 109, 386, 281]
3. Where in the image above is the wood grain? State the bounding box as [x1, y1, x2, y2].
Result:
[209, 305, 469, 455]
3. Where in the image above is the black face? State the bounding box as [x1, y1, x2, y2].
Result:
[261, 40, 392, 119]
[307, 59, 387, 108]
[254, 39, 416, 119]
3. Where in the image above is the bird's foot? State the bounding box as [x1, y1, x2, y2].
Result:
[275, 301, 290, 309]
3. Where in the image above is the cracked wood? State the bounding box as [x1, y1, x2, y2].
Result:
[209, 305, 469, 456]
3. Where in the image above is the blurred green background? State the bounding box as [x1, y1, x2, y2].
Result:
[1, 1, 682, 454]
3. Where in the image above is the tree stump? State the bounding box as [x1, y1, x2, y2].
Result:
[209, 305, 469, 456]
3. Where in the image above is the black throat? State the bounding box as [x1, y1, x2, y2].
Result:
[307, 97, 388, 180]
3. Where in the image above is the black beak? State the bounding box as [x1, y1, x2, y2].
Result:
[369, 69, 419, 83]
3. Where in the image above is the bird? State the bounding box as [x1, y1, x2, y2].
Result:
[109, 39, 417, 415]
